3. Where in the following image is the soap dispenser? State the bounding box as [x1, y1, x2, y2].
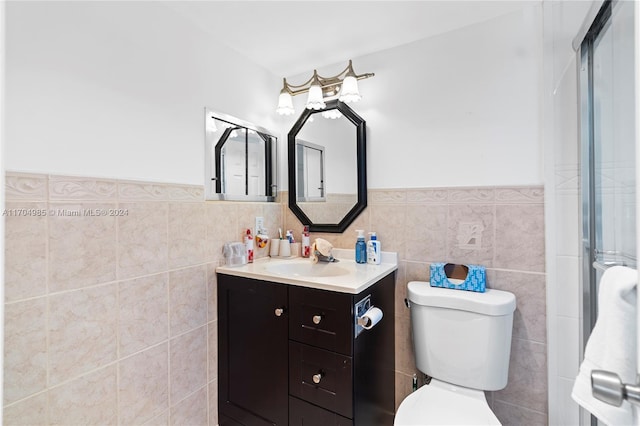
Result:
[355, 230, 367, 264]
[367, 232, 381, 265]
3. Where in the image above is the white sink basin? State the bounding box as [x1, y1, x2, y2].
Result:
[216, 248, 398, 294]
[265, 260, 350, 277]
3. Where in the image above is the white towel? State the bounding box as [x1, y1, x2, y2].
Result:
[572, 265, 638, 426]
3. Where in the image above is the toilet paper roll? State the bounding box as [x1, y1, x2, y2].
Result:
[359, 307, 383, 330]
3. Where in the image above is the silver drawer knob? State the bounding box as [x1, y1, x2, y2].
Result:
[275, 308, 284, 317]
[313, 373, 323, 384]
[312, 315, 322, 324]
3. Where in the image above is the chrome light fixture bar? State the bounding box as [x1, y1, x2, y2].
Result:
[276, 60, 374, 116]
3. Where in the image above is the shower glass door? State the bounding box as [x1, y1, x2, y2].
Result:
[580, 1, 636, 424]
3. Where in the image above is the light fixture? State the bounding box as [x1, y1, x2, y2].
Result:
[276, 79, 295, 116]
[306, 70, 326, 110]
[338, 63, 361, 103]
[276, 59, 374, 115]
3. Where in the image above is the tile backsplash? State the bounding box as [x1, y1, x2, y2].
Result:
[4, 173, 545, 425]
[3, 172, 281, 425]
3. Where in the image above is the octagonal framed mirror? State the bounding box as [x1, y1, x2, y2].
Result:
[288, 100, 366, 233]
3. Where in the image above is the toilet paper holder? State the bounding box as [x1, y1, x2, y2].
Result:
[357, 314, 375, 328]
[354, 295, 383, 338]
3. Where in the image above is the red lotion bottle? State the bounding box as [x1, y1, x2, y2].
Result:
[244, 228, 254, 263]
[301, 225, 310, 258]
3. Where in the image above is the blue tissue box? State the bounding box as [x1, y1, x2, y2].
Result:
[429, 263, 486, 293]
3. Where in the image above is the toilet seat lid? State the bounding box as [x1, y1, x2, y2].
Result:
[394, 379, 501, 426]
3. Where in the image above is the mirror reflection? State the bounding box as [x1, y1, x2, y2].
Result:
[288, 100, 367, 233]
[205, 109, 277, 201]
[295, 113, 357, 223]
[296, 140, 326, 201]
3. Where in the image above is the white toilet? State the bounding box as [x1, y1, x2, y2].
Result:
[394, 281, 517, 425]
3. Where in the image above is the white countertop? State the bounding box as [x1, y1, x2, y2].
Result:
[216, 248, 398, 294]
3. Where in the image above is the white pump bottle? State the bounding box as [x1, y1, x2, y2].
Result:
[367, 232, 381, 265]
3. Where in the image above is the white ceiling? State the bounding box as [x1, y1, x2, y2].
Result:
[168, 1, 539, 77]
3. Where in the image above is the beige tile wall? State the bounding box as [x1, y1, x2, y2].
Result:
[3, 172, 282, 425]
[285, 186, 548, 426]
[5, 173, 546, 425]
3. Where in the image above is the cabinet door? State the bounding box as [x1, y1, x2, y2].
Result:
[218, 275, 288, 426]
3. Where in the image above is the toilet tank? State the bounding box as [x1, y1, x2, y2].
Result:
[407, 281, 516, 391]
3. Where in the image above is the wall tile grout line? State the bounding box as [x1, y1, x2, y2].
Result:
[4, 261, 218, 305]
[44, 174, 51, 425]
[492, 397, 548, 416]
[115, 180, 122, 426]
[493, 202, 498, 268]
[167, 262, 173, 421]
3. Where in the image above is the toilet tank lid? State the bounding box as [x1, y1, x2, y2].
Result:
[407, 281, 516, 316]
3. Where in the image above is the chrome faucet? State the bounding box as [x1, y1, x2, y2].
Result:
[311, 238, 338, 262]
[315, 252, 339, 263]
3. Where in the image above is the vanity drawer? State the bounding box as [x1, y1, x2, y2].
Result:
[289, 286, 353, 355]
[289, 341, 353, 419]
[289, 396, 353, 426]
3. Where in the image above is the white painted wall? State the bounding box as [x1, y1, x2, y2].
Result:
[5, 1, 279, 185]
[279, 5, 544, 189]
[8, 2, 544, 190]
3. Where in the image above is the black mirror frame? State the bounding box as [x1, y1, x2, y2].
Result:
[288, 100, 367, 233]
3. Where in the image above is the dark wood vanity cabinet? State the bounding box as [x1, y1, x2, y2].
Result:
[218, 276, 289, 426]
[217, 272, 395, 426]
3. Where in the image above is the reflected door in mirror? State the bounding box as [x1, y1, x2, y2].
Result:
[221, 129, 245, 194]
[247, 131, 267, 195]
[297, 140, 325, 201]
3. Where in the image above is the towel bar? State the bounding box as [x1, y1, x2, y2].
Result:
[591, 370, 640, 407]
[592, 261, 626, 273]
[592, 249, 637, 272]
